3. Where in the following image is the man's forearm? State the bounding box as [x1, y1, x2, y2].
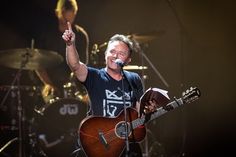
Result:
[66, 43, 80, 72]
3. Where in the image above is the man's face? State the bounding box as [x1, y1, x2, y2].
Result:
[105, 41, 131, 71]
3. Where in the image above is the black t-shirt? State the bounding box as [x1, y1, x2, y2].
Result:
[82, 67, 144, 117]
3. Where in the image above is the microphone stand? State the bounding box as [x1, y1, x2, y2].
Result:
[120, 67, 130, 157]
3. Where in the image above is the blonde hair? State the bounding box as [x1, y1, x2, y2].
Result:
[55, 0, 78, 18]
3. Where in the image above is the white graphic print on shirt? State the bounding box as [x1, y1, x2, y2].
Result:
[103, 89, 132, 117]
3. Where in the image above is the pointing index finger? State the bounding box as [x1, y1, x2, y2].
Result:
[67, 22, 72, 31]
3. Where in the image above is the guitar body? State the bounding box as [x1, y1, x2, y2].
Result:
[79, 108, 146, 157]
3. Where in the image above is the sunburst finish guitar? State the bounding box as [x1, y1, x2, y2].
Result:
[78, 87, 201, 157]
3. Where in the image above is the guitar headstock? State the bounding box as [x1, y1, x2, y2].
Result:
[182, 87, 201, 104]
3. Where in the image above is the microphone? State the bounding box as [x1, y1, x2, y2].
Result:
[115, 59, 125, 67]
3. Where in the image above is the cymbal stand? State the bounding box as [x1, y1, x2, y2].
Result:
[137, 44, 148, 157]
[0, 138, 18, 155]
[140, 44, 169, 88]
[0, 50, 31, 157]
[138, 44, 169, 157]
[74, 24, 90, 65]
[16, 50, 31, 157]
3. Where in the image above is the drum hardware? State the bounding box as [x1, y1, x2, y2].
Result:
[26, 117, 48, 157]
[0, 85, 41, 98]
[91, 31, 163, 55]
[0, 85, 41, 91]
[123, 65, 148, 70]
[0, 48, 63, 70]
[63, 81, 87, 102]
[35, 98, 87, 157]
[63, 72, 78, 98]
[0, 54, 29, 157]
[0, 124, 18, 131]
[34, 96, 60, 116]
[63, 72, 89, 103]
[0, 137, 18, 154]
[126, 30, 165, 44]
[63, 81, 76, 98]
[35, 71, 89, 116]
[74, 91, 86, 101]
[0, 41, 63, 156]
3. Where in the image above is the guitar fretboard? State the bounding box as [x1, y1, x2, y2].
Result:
[131, 98, 183, 129]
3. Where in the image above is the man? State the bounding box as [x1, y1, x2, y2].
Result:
[62, 22, 158, 156]
[36, 0, 87, 102]
[35, 1, 88, 157]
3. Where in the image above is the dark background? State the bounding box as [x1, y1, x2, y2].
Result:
[0, 0, 235, 156]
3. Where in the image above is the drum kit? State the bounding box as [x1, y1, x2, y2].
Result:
[0, 33, 163, 157]
[0, 48, 88, 157]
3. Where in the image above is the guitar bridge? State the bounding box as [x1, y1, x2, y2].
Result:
[98, 130, 109, 149]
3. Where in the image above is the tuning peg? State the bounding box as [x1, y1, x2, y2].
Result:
[190, 87, 194, 91]
[186, 89, 190, 94]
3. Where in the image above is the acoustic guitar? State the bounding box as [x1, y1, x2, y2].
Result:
[78, 87, 201, 157]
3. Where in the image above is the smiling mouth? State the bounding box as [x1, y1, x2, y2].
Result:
[111, 59, 117, 64]
[110, 59, 121, 69]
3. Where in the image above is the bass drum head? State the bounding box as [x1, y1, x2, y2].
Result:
[36, 98, 88, 157]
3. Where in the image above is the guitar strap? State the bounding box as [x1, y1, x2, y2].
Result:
[123, 71, 143, 104]
[123, 71, 151, 123]
[123, 71, 146, 147]
[122, 71, 139, 144]
[123, 71, 137, 102]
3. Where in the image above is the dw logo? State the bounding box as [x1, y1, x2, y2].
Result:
[59, 104, 78, 115]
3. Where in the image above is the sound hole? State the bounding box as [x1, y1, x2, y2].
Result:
[115, 121, 131, 139]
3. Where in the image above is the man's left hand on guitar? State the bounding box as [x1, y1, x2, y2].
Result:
[138, 99, 158, 117]
[143, 100, 158, 114]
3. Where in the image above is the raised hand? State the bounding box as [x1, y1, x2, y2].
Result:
[62, 22, 75, 46]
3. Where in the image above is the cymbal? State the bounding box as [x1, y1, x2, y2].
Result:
[127, 31, 165, 44]
[97, 31, 165, 50]
[0, 48, 63, 70]
[123, 65, 148, 70]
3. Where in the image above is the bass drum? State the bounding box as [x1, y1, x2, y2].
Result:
[36, 98, 88, 157]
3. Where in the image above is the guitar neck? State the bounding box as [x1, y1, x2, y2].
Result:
[132, 98, 183, 129]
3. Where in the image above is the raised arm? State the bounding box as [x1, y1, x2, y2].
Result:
[62, 22, 88, 82]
